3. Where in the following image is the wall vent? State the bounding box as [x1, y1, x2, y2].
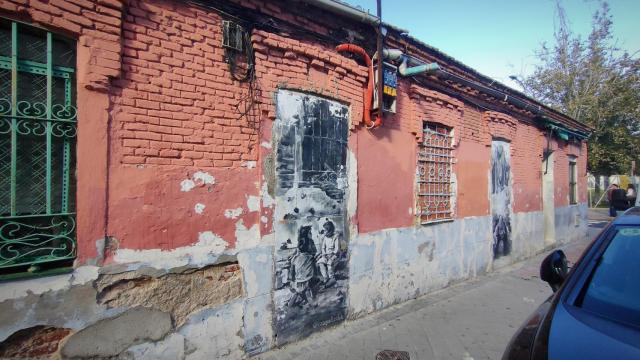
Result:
[222, 20, 244, 52]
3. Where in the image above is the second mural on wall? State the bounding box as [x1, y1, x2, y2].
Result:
[491, 140, 512, 258]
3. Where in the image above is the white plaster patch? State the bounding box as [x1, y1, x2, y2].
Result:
[114, 233, 228, 270]
[193, 171, 215, 185]
[0, 266, 99, 302]
[179, 302, 245, 359]
[261, 233, 275, 246]
[180, 179, 196, 192]
[194, 203, 206, 215]
[180, 171, 216, 192]
[235, 220, 260, 250]
[242, 161, 257, 169]
[347, 150, 358, 234]
[224, 207, 243, 219]
[256, 254, 268, 262]
[247, 196, 260, 212]
[260, 141, 272, 149]
[124, 333, 185, 360]
[70, 266, 100, 286]
[260, 182, 275, 208]
[260, 216, 268, 223]
[348, 216, 493, 316]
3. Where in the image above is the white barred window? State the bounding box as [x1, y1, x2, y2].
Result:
[417, 122, 454, 224]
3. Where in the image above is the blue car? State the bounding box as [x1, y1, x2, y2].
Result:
[503, 207, 640, 359]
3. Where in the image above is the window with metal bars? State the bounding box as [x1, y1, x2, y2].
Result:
[569, 159, 577, 204]
[0, 19, 77, 280]
[417, 122, 454, 224]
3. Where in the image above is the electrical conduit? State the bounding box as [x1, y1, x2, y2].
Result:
[335, 44, 382, 128]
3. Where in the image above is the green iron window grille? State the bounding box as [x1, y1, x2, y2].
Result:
[0, 19, 77, 280]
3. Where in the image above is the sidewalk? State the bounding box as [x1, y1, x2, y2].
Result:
[256, 230, 596, 360]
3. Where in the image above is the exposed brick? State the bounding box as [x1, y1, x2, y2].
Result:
[51, 0, 81, 14]
[171, 158, 193, 166]
[159, 149, 180, 158]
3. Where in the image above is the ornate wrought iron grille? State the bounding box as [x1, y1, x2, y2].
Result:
[417, 122, 453, 224]
[0, 19, 77, 280]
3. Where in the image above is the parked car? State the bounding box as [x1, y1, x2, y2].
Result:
[503, 207, 640, 360]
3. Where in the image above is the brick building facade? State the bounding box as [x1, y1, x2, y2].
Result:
[0, 0, 590, 358]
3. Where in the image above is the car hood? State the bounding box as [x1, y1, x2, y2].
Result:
[548, 302, 640, 359]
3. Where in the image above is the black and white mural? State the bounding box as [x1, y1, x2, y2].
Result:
[490, 140, 512, 258]
[273, 90, 349, 346]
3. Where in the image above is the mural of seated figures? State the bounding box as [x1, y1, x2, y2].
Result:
[272, 90, 350, 346]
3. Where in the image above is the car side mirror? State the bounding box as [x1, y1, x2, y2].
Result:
[540, 250, 568, 292]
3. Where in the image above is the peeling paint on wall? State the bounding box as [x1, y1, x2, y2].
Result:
[194, 203, 206, 215]
[247, 196, 261, 212]
[0, 266, 99, 302]
[95, 263, 243, 327]
[235, 220, 260, 250]
[348, 216, 493, 317]
[113, 232, 228, 270]
[243, 161, 257, 169]
[180, 171, 216, 192]
[261, 182, 276, 208]
[224, 207, 243, 219]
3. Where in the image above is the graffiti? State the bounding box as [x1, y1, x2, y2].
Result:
[491, 140, 512, 258]
[273, 90, 349, 346]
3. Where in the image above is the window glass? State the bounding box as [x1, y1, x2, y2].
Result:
[569, 161, 577, 204]
[580, 227, 640, 326]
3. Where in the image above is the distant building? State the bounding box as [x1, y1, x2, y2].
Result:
[0, 0, 590, 357]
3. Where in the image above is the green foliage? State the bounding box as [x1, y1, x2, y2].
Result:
[518, 1, 640, 175]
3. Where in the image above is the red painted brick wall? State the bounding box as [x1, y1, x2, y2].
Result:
[0, 0, 590, 256]
[105, 0, 371, 252]
[510, 119, 545, 212]
[111, 0, 258, 168]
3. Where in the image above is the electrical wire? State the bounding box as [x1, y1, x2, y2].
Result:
[226, 26, 255, 83]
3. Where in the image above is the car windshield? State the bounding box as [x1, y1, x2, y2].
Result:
[580, 227, 640, 327]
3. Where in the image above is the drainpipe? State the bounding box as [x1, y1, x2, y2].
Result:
[398, 55, 440, 77]
[335, 44, 382, 128]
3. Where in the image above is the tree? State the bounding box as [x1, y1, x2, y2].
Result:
[517, 1, 640, 175]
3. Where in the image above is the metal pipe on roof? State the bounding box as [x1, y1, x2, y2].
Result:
[300, 0, 380, 25]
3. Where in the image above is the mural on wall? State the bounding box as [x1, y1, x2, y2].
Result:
[490, 140, 512, 258]
[272, 90, 350, 346]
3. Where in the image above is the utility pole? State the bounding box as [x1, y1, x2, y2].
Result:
[376, 0, 383, 124]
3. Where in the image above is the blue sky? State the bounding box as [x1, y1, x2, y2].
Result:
[344, 0, 640, 90]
